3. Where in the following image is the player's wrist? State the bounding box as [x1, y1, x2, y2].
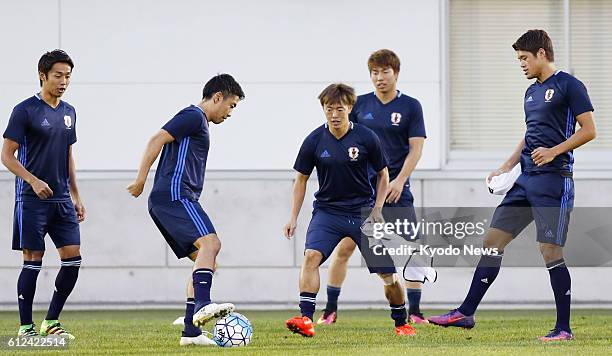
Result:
[25, 176, 38, 185]
[395, 174, 409, 185]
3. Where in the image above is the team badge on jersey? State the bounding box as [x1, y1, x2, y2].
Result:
[348, 147, 359, 161]
[64, 115, 72, 129]
[545, 89, 555, 102]
[390, 112, 402, 126]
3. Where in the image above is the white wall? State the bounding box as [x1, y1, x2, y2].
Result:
[0, 173, 610, 308]
[0, 0, 441, 170]
[0, 1, 610, 309]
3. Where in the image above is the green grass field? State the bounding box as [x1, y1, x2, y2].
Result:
[1, 309, 610, 355]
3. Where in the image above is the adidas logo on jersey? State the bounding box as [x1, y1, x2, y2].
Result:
[41, 118, 51, 126]
[545, 230, 554, 238]
[320, 150, 331, 158]
[526, 96, 534, 102]
[565, 289, 571, 296]
[363, 113, 374, 120]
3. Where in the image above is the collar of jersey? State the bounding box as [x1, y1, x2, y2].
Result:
[192, 104, 206, 115]
[372, 90, 402, 105]
[324, 121, 354, 141]
[324, 121, 354, 130]
[35, 93, 63, 111]
[536, 70, 561, 85]
[191, 104, 209, 127]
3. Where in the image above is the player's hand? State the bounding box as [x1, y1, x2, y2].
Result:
[283, 219, 297, 239]
[73, 199, 86, 222]
[486, 168, 507, 183]
[531, 147, 558, 166]
[126, 179, 145, 197]
[31, 178, 53, 199]
[365, 207, 384, 224]
[386, 179, 405, 204]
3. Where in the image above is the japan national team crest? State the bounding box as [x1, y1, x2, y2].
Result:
[545, 89, 555, 102]
[348, 147, 359, 161]
[64, 115, 72, 129]
[390, 112, 401, 126]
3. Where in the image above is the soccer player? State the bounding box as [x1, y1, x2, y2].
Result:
[127, 74, 244, 346]
[2, 50, 84, 339]
[317, 49, 431, 326]
[283, 83, 416, 337]
[428, 30, 596, 342]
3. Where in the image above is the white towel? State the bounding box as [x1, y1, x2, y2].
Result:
[487, 164, 521, 195]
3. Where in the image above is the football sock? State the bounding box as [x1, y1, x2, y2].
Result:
[182, 298, 202, 337]
[18, 260, 42, 325]
[406, 288, 422, 315]
[46, 256, 81, 320]
[193, 268, 214, 312]
[325, 285, 341, 312]
[547, 258, 572, 333]
[458, 252, 503, 316]
[299, 292, 317, 320]
[390, 303, 408, 327]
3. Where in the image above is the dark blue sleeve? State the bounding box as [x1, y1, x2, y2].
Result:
[567, 79, 594, 117]
[69, 110, 77, 145]
[293, 135, 316, 175]
[349, 110, 358, 123]
[162, 111, 201, 141]
[3, 106, 28, 144]
[407, 99, 426, 138]
[367, 131, 387, 172]
[349, 98, 360, 123]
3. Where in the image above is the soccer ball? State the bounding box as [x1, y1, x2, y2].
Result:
[212, 312, 253, 347]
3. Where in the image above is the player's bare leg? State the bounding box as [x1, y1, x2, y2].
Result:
[287, 249, 323, 337]
[379, 273, 415, 335]
[192, 234, 234, 328]
[318, 238, 356, 325]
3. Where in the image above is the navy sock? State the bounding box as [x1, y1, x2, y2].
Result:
[182, 298, 202, 337]
[547, 259, 572, 333]
[18, 261, 42, 325]
[46, 256, 81, 320]
[390, 303, 408, 327]
[458, 253, 503, 316]
[299, 292, 317, 320]
[193, 268, 213, 312]
[406, 288, 422, 315]
[325, 285, 341, 312]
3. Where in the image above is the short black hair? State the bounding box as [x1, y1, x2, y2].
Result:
[38, 49, 74, 86]
[202, 74, 245, 101]
[512, 29, 555, 62]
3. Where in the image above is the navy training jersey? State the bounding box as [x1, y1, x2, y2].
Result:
[3, 94, 77, 202]
[350, 91, 426, 181]
[150, 105, 210, 201]
[293, 122, 387, 216]
[522, 71, 594, 174]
